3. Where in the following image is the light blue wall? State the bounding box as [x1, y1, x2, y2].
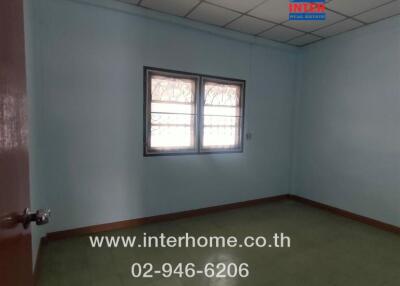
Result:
[293, 16, 400, 227]
[25, 0, 298, 264]
[26, 0, 400, 269]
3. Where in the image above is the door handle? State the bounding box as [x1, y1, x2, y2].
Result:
[22, 208, 51, 229]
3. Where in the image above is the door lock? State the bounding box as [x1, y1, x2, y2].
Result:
[22, 208, 51, 229]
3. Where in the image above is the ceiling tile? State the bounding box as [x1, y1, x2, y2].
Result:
[314, 19, 363, 37]
[249, 0, 289, 23]
[188, 2, 241, 26]
[227, 15, 275, 35]
[206, 0, 266, 13]
[326, 0, 393, 16]
[284, 10, 346, 32]
[287, 34, 322, 46]
[259, 25, 304, 42]
[355, 1, 400, 23]
[141, 0, 200, 17]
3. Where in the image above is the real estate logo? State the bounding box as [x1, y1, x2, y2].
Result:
[288, 0, 326, 21]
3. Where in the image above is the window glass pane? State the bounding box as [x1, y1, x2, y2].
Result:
[151, 75, 195, 103]
[203, 126, 237, 147]
[203, 115, 237, 127]
[151, 113, 193, 126]
[151, 102, 193, 114]
[203, 106, 238, 116]
[148, 73, 197, 152]
[204, 82, 240, 106]
[202, 81, 242, 150]
[151, 126, 193, 149]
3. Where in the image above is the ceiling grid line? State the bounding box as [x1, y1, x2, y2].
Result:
[324, 7, 367, 25]
[184, 0, 206, 18]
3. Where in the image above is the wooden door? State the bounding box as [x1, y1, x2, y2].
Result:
[0, 0, 33, 285]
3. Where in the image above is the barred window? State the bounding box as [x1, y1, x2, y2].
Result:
[202, 80, 243, 151]
[144, 67, 245, 156]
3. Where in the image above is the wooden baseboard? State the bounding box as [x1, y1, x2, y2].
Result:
[46, 194, 290, 241]
[289, 195, 400, 234]
[44, 193, 399, 242]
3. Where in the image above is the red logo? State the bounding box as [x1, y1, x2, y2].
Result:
[289, 3, 326, 13]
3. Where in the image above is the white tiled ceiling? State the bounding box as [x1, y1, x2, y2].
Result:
[314, 19, 363, 37]
[141, 0, 200, 17]
[227, 15, 275, 35]
[248, 0, 290, 24]
[206, 0, 265, 13]
[355, 1, 400, 23]
[122, 0, 400, 46]
[187, 2, 240, 26]
[326, 0, 393, 16]
[259, 25, 304, 42]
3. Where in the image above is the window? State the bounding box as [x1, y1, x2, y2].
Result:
[144, 67, 245, 156]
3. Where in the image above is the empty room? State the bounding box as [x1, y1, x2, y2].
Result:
[1, 0, 399, 285]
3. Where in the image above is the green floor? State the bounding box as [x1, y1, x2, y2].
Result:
[37, 200, 400, 286]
